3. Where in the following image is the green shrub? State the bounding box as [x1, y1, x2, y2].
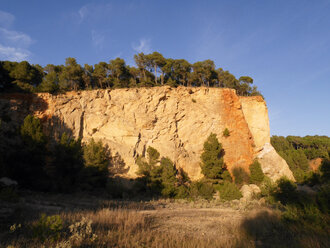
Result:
[136, 155, 152, 177]
[175, 185, 190, 199]
[15, 115, 48, 189]
[221, 170, 233, 182]
[302, 171, 321, 186]
[316, 184, 330, 214]
[222, 128, 230, 137]
[49, 133, 84, 192]
[200, 133, 226, 179]
[189, 181, 214, 200]
[232, 167, 250, 187]
[159, 157, 178, 197]
[136, 147, 191, 198]
[32, 214, 63, 241]
[282, 202, 326, 229]
[260, 177, 276, 197]
[147, 146, 160, 166]
[319, 159, 330, 183]
[273, 177, 298, 205]
[81, 139, 109, 189]
[249, 160, 264, 185]
[217, 181, 242, 201]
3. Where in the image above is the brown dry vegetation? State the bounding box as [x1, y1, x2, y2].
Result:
[0, 192, 329, 248]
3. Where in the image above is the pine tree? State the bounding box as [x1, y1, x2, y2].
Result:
[200, 133, 226, 179]
[249, 160, 265, 185]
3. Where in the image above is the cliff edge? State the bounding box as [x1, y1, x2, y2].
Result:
[0, 87, 294, 181]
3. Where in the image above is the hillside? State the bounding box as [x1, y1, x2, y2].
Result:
[0, 86, 293, 181]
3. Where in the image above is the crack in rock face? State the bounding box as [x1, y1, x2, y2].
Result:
[0, 87, 294, 181]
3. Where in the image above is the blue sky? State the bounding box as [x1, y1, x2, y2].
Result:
[0, 0, 329, 136]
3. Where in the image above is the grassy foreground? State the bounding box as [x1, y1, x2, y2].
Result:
[1, 191, 329, 248]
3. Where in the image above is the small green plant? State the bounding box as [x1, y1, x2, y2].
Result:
[192, 98, 196, 103]
[249, 160, 265, 185]
[69, 217, 97, 246]
[147, 146, 160, 166]
[273, 177, 298, 205]
[222, 128, 230, 137]
[217, 181, 242, 201]
[232, 167, 250, 187]
[32, 214, 63, 241]
[189, 180, 214, 200]
[221, 170, 233, 182]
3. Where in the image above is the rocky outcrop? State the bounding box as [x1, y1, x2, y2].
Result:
[240, 184, 261, 201]
[257, 143, 295, 181]
[240, 96, 270, 152]
[309, 158, 322, 171]
[0, 87, 294, 181]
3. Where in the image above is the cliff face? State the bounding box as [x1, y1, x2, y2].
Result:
[0, 87, 294, 181]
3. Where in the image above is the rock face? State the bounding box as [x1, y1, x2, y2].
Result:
[257, 143, 295, 181]
[240, 96, 270, 152]
[0, 87, 294, 181]
[309, 158, 322, 171]
[240, 184, 261, 201]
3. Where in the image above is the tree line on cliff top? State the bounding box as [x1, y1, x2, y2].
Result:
[0, 52, 262, 96]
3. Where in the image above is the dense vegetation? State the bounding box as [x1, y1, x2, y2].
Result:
[0, 115, 109, 192]
[271, 135, 330, 182]
[0, 52, 262, 96]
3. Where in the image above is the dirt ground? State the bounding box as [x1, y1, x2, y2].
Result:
[3, 192, 326, 248]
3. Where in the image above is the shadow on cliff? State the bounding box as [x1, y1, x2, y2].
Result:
[0, 93, 78, 191]
[0, 93, 150, 199]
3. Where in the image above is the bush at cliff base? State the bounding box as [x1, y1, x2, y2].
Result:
[189, 180, 214, 200]
[200, 133, 226, 179]
[249, 160, 265, 185]
[216, 181, 242, 201]
[232, 167, 250, 187]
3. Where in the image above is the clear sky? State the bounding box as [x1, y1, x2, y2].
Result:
[0, 0, 329, 136]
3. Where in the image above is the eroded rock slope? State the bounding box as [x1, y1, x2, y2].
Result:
[0, 87, 294, 181]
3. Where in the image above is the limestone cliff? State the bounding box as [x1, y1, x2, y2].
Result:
[0, 87, 294, 181]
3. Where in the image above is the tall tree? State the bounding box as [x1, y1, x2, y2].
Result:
[147, 52, 166, 85]
[127, 66, 140, 87]
[192, 60, 216, 87]
[82, 64, 94, 89]
[172, 59, 191, 86]
[38, 64, 61, 93]
[134, 53, 149, 82]
[216, 68, 239, 89]
[200, 133, 226, 179]
[59, 57, 83, 91]
[108, 58, 129, 88]
[9, 61, 42, 92]
[93, 62, 109, 88]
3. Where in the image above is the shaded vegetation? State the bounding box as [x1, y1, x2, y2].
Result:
[271, 135, 330, 182]
[232, 166, 250, 187]
[249, 160, 265, 185]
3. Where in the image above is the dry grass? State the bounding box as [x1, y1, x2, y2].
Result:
[1, 193, 329, 248]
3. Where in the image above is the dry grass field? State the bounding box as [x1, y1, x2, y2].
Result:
[0, 191, 329, 248]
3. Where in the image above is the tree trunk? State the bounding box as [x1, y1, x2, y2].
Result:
[161, 72, 164, 85]
[154, 65, 157, 84]
[143, 70, 146, 82]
